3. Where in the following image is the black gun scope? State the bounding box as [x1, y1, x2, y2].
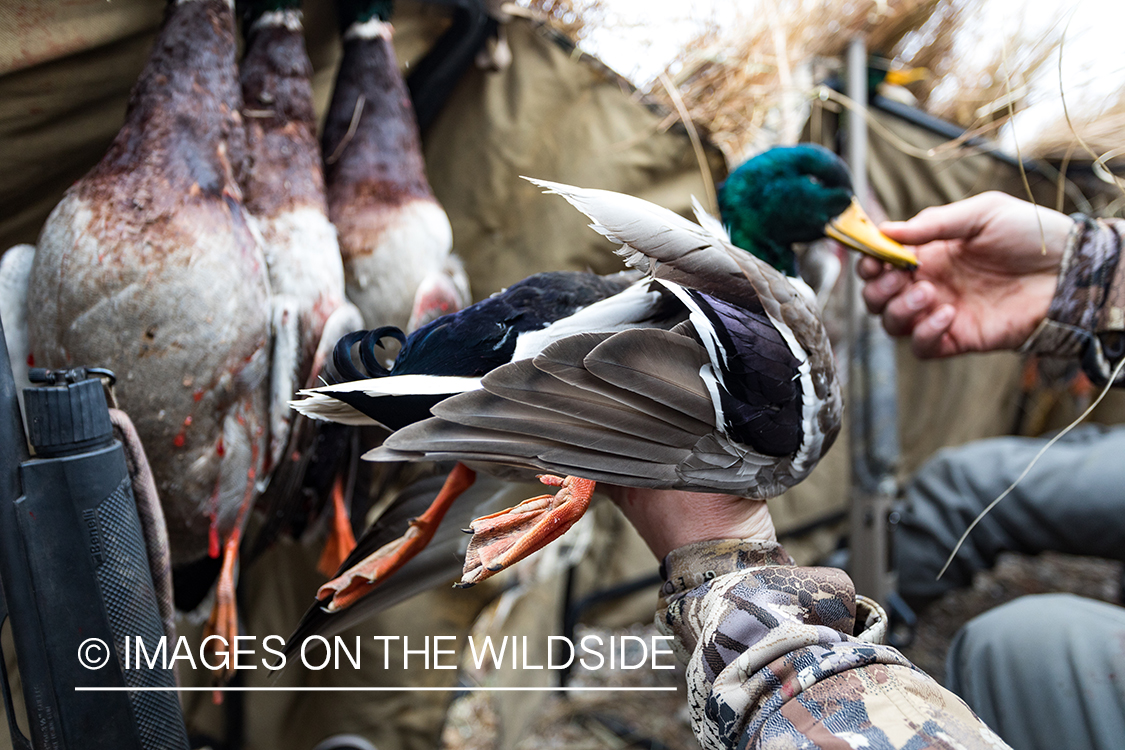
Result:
[0, 315, 189, 750]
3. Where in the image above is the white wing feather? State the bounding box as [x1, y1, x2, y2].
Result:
[510, 281, 665, 361]
[303, 374, 482, 397]
[691, 196, 732, 244]
[524, 178, 724, 274]
[291, 375, 483, 424]
[289, 392, 378, 425]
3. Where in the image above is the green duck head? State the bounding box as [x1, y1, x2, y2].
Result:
[718, 144, 916, 276]
[336, 0, 395, 29]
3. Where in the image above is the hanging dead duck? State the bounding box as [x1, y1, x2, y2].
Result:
[26, 0, 271, 677]
[323, 0, 466, 333]
[241, 0, 358, 448]
[238, 0, 365, 572]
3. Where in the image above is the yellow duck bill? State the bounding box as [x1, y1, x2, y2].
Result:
[825, 198, 918, 269]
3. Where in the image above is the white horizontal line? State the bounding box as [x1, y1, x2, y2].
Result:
[75, 686, 677, 693]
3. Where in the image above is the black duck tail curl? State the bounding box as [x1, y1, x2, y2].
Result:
[329, 326, 407, 382]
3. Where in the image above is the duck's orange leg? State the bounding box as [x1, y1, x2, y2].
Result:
[204, 529, 242, 695]
[458, 475, 595, 587]
[318, 462, 477, 612]
[204, 418, 260, 690]
[317, 475, 358, 577]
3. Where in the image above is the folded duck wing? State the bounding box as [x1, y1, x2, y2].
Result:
[373, 326, 720, 489]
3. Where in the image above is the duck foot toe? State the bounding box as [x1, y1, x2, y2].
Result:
[459, 475, 595, 586]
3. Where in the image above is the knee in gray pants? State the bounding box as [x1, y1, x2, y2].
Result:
[946, 593, 1125, 750]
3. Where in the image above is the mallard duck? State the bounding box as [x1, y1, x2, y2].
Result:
[293, 144, 916, 612]
[238, 0, 366, 573]
[240, 0, 361, 456]
[25, 0, 271, 671]
[324, 0, 466, 332]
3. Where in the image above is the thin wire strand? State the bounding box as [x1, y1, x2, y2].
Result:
[1057, 15, 1125, 199]
[1055, 141, 1075, 213]
[937, 354, 1125, 580]
[325, 95, 366, 165]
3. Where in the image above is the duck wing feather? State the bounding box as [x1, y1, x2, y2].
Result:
[372, 326, 769, 491]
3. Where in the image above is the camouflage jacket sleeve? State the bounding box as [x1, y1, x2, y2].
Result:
[1021, 216, 1125, 385]
[656, 540, 1010, 750]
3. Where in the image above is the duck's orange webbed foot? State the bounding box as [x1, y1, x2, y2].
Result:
[458, 474, 595, 587]
[318, 462, 477, 612]
[317, 475, 358, 577]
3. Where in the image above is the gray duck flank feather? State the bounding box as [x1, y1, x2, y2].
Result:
[579, 328, 715, 424]
[432, 390, 693, 458]
[530, 331, 712, 434]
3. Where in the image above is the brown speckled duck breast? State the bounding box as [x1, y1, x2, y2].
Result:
[322, 6, 456, 331]
[27, 0, 271, 569]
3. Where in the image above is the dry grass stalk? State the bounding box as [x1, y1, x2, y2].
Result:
[516, 0, 606, 42]
[644, 0, 950, 161]
[1030, 85, 1125, 169]
[641, 0, 1071, 164]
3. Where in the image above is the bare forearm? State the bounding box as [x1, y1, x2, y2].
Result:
[608, 487, 774, 559]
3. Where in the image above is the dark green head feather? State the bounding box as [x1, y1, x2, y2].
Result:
[337, 0, 395, 30]
[238, 0, 302, 28]
[718, 144, 854, 277]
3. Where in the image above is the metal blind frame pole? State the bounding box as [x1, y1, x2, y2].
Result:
[845, 36, 899, 605]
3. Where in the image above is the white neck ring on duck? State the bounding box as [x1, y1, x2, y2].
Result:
[344, 18, 394, 41]
[251, 9, 303, 32]
[176, 0, 235, 8]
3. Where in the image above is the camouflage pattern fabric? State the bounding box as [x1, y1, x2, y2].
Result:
[656, 539, 1010, 750]
[1022, 217, 1125, 386]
